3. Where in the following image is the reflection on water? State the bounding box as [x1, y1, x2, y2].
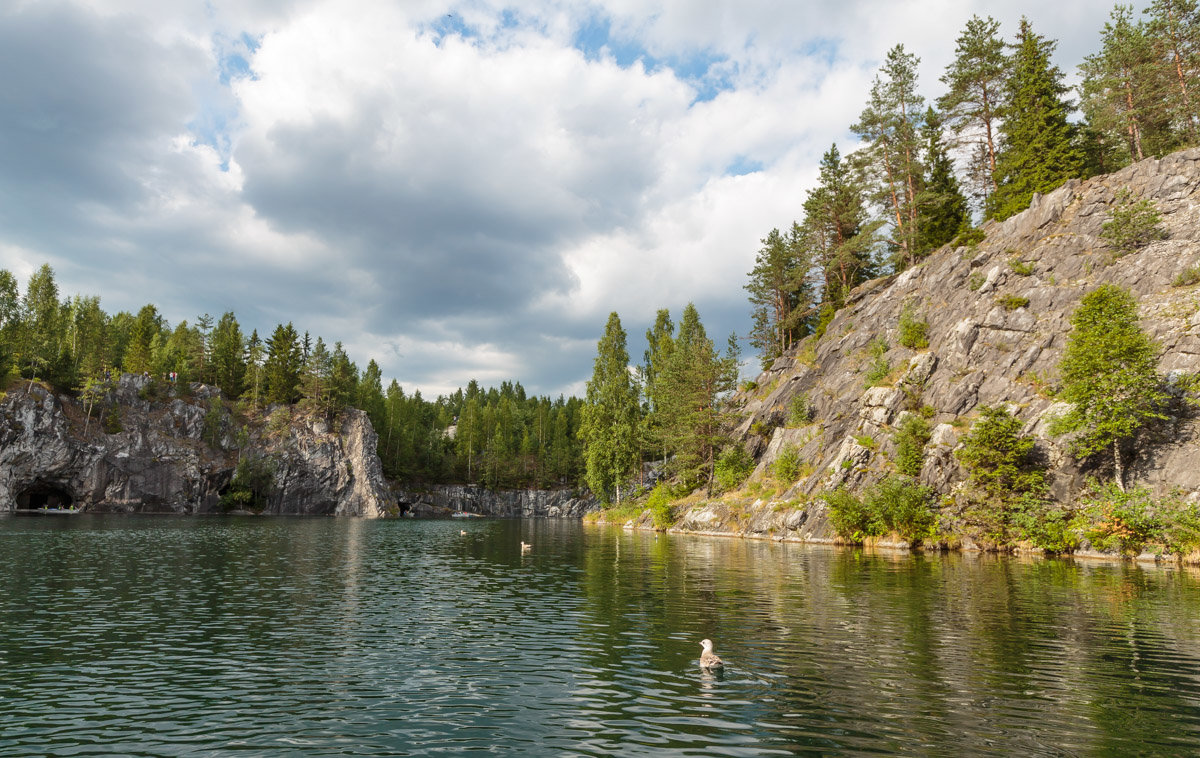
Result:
[1, 515, 1199, 756]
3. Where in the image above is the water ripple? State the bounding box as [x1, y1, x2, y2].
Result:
[2, 517, 1200, 755]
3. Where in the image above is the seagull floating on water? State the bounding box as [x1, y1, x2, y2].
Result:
[699, 638, 724, 670]
[460, 530, 467, 536]
[520, 541, 532, 553]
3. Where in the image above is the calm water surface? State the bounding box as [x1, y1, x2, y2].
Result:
[2, 515, 1199, 756]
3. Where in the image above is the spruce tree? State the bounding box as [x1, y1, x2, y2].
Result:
[938, 15, 1008, 207]
[208, 311, 246, 399]
[1051, 285, 1167, 490]
[264, 322, 302, 404]
[801, 144, 879, 312]
[989, 18, 1084, 221]
[916, 108, 971, 254]
[580, 312, 640, 504]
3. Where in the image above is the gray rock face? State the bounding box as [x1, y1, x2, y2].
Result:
[0, 374, 391, 517]
[395, 484, 598, 519]
[717, 149, 1200, 542]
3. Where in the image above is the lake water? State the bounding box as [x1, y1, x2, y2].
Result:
[2, 515, 1199, 756]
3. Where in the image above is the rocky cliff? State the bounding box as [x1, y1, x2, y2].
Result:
[0, 374, 392, 517]
[395, 484, 597, 519]
[667, 149, 1200, 543]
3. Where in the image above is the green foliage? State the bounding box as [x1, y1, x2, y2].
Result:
[646, 483, 677, 530]
[1100, 188, 1167, 257]
[823, 487, 879, 542]
[713, 445, 755, 493]
[998, 294, 1030, 311]
[854, 434, 877, 450]
[1173, 264, 1200, 287]
[103, 405, 122, 435]
[863, 337, 890, 387]
[955, 227, 987, 247]
[220, 456, 277, 513]
[772, 444, 804, 483]
[746, 224, 815, 369]
[897, 301, 930, 350]
[823, 476, 937, 545]
[967, 272, 986, 291]
[938, 15, 1007, 207]
[916, 108, 971, 255]
[1077, 481, 1200, 556]
[1009, 258, 1034, 275]
[202, 397, 224, 448]
[892, 414, 931, 477]
[1051, 284, 1168, 486]
[988, 18, 1084, 221]
[1010, 493, 1081, 553]
[865, 476, 938, 545]
[787, 393, 812, 426]
[580, 312, 640, 504]
[957, 406, 1045, 502]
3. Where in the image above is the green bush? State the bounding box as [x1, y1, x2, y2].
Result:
[1173, 264, 1200, 288]
[646, 483, 676, 530]
[865, 475, 937, 545]
[220, 456, 277, 513]
[103, 405, 122, 434]
[787, 393, 812, 426]
[968, 272, 986, 291]
[1079, 481, 1161, 554]
[892, 415, 931, 477]
[998, 294, 1030, 311]
[898, 302, 929, 350]
[202, 397, 224, 448]
[823, 487, 880, 541]
[714, 445, 755, 493]
[1010, 493, 1080, 554]
[772, 444, 804, 483]
[1009, 258, 1034, 276]
[955, 227, 986, 247]
[864, 337, 890, 387]
[1101, 188, 1167, 257]
[1079, 482, 1200, 555]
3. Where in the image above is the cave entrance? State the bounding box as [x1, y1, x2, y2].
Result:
[15, 481, 75, 511]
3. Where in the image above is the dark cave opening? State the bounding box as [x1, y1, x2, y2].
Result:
[15, 481, 75, 511]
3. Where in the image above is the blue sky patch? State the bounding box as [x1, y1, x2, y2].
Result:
[724, 155, 764, 177]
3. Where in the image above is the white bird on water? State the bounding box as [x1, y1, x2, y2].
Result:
[699, 638, 724, 670]
[520, 541, 532, 553]
[460, 530, 467, 536]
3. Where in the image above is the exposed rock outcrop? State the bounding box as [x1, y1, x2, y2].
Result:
[0, 374, 392, 516]
[395, 484, 598, 519]
[675, 149, 1200, 542]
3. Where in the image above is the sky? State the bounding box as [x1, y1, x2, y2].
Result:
[0, 0, 1141, 399]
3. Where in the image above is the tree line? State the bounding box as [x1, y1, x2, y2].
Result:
[580, 304, 740, 504]
[747, 4, 1200, 369]
[0, 263, 583, 490]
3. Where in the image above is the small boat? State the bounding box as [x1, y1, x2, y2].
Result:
[450, 511, 483, 518]
[18, 507, 82, 516]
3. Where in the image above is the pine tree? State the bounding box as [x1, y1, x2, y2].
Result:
[916, 108, 971, 254]
[938, 15, 1008, 206]
[244, 329, 265, 408]
[1051, 285, 1168, 490]
[580, 312, 640, 504]
[852, 44, 925, 269]
[1080, 5, 1166, 168]
[745, 223, 815, 369]
[123, 304, 162, 376]
[989, 18, 1084, 221]
[1145, 0, 1200, 147]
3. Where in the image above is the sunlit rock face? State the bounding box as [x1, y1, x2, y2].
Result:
[0, 374, 391, 517]
[708, 149, 1200, 542]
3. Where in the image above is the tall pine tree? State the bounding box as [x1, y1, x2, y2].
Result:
[938, 15, 1008, 207]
